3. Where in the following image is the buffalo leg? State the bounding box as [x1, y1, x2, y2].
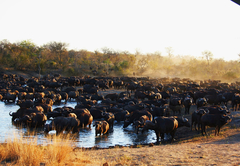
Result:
[170, 130, 176, 143]
[160, 133, 164, 143]
[202, 124, 206, 136]
[215, 126, 220, 136]
[197, 122, 201, 132]
[155, 131, 160, 144]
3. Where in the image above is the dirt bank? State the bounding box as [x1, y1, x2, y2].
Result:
[67, 111, 240, 166]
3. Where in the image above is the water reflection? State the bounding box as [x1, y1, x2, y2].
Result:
[0, 101, 157, 148]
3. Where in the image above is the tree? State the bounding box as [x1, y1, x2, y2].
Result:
[165, 47, 174, 58]
[137, 56, 149, 75]
[0, 40, 12, 66]
[43, 41, 69, 68]
[17, 40, 38, 70]
[202, 50, 213, 66]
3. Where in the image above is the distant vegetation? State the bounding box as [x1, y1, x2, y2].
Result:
[0, 39, 240, 82]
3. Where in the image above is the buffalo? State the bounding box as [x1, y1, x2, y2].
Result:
[232, 93, 240, 111]
[149, 105, 170, 119]
[77, 112, 93, 128]
[114, 110, 130, 122]
[93, 120, 109, 136]
[28, 112, 47, 128]
[123, 110, 152, 128]
[199, 105, 229, 115]
[9, 107, 43, 121]
[191, 109, 208, 131]
[105, 93, 119, 101]
[201, 114, 232, 136]
[101, 112, 115, 129]
[196, 98, 207, 108]
[15, 112, 47, 128]
[4, 91, 19, 103]
[133, 115, 150, 134]
[142, 117, 178, 144]
[68, 91, 79, 101]
[169, 96, 182, 115]
[183, 97, 193, 114]
[44, 117, 80, 134]
[16, 99, 34, 108]
[174, 116, 190, 128]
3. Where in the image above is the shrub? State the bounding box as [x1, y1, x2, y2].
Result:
[222, 71, 238, 80]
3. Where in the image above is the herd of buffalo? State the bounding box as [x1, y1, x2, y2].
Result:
[0, 73, 236, 144]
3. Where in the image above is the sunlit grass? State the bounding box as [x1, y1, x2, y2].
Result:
[0, 132, 88, 166]
[0, 133, 44, 165]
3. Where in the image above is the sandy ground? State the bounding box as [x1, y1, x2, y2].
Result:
[79, 135, 240, 166]
[69, 111, 240, 166]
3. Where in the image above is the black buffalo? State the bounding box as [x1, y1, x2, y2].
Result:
[183, 97, 193, 114]
[123, 110, 152, 128]
[133, 115, 150, 134]
[15, 112, 47, 128]
[44, 117, 80, 134]
[196, 98, 208, 108]
[201, 114, 232, 136]
[114, 110, 130, 122]
[142, 117, 178, 144]
[191, 109, 207, 131]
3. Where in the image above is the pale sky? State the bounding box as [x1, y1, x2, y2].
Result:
[0, 0, 240, 61]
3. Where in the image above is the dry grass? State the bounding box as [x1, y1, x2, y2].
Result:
[0, 135, 44, 165]
[0, 133, 91, 166]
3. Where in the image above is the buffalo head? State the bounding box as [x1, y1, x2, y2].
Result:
[221, 115, 232, 124]
[44, 124, 53, 134]
[142, 120, 156, 133]
[123, 119, 131, 128]
[180, 116, 191, 127]
[9, 111, 18, 121]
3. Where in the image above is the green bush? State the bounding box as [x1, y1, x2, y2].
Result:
[67, 67, 75, 75]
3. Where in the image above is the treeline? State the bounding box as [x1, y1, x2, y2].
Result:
[0, 39, 239, 82]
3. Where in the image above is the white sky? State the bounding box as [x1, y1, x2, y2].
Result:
[0, 0, 240, 61]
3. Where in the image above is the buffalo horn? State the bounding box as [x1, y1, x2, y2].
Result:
[140, 119, 145, 125]
[125, 114, 130, 118]
[128, 101, 135, 105]
[205, 109, 209, 114]
[101, 112, 106, 116]
[182, 116, 188, 122]
[9, 111, 13, 116]
[145, 120, 155, 127]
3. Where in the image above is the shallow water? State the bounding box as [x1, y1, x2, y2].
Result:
[0, 101, 157, 148]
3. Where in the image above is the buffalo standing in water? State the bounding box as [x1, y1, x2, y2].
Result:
[93, 120, 109, 136]
[44, 117, 80, 135]
[142, 117, 178, 144]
